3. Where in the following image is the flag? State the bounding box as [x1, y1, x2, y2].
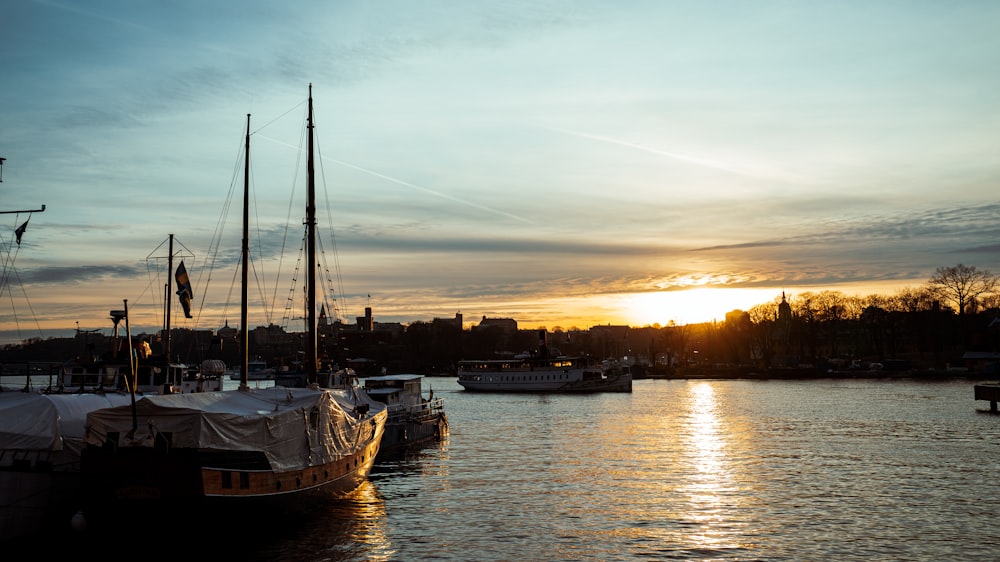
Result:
[175, 261, 194, 319]
[14, 220, 28, 245]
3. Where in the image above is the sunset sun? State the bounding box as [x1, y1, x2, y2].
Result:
[624, 288, 783, 327]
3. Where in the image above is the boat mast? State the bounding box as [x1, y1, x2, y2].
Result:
[165, 233, 174, 370]
[305, 84, 318, 384]
[240, 114, 250, 390]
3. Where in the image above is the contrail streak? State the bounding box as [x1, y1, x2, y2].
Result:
[546, 126, 769, 180]
[256, 133, 532, 224]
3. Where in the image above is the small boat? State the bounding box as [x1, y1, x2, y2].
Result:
[363, 373, 448, 457]
[227, 358, 275, 381]
[56, 312, 225, 395]
[78, 86, 387, 529]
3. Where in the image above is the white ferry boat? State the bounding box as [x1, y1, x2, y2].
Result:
[457, 355, 632, 393]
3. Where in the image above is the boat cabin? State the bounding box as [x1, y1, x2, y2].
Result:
[363, 373, 425, 410]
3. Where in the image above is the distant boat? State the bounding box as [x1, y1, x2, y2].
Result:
[457, 356, 633, 393]
[77, 87, 387, 529]
[456, 332, 630, 394]
[363, 373, 448, 457]
[457, 330, 631, 393]
[227, 358, 274, 381]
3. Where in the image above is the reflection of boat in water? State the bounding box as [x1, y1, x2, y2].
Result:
[363, 374, 448, 457]
[206, 479, 390, 560]
[78, 88, 387, 529]
[227, 358, 274, 380]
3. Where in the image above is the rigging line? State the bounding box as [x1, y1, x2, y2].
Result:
[249, 242, 271, 327]
[0, 277, 23, 343]
[314, 125, 349, 322]
[248, 154, 274, 327]
[3, 263, 45, 342]
[0, 212, 31, 290]
[249, 99, 307, 137]
[144, 235, 195, 262]
[0, 238, 13, 293]
[273, 102, 308, 330]
[279, 231, 306, 331]
[140, 257, 167, 328]
[314, 232, 338, 324]
[256, 131, 532, 224]
[201, 120, 250, 331]
[145, 239, 197, 329]
[220, 252, 239, 331]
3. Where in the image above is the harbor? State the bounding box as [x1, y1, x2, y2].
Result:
[3, 377, 999, 560]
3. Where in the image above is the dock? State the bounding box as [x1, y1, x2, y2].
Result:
[974, 383, 1000, 412]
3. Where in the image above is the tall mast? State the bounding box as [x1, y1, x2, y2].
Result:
[305, 83, 318, 384]
[165, 233, 174, 366]
[240, 114, 251, 390]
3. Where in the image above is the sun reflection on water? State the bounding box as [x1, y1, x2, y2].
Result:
[680, 382, 742, 550]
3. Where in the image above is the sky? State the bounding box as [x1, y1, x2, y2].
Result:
[2, 0, 999, 345]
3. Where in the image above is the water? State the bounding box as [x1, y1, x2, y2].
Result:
[35, 378, 1000, 560]
[233, 378, 1000, 561]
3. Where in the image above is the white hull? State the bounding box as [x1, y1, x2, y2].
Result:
[457, 358, 633, 393]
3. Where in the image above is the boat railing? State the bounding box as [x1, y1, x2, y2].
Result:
[384, 396, 446, 424]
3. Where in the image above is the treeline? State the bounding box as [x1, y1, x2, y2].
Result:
[3, 264, 998, 374]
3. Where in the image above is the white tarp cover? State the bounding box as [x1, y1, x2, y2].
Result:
[83, 386, 385, 472]
[0, 392, 134, 455]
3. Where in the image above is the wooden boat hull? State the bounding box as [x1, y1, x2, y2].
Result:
[78, 415, 385, 529]
[77, 386, 387, 530]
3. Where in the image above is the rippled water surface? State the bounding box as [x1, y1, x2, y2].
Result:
[61, 378, 1000, 560]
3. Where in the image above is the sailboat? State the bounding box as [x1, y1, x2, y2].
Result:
[77, 86, 387, 528]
